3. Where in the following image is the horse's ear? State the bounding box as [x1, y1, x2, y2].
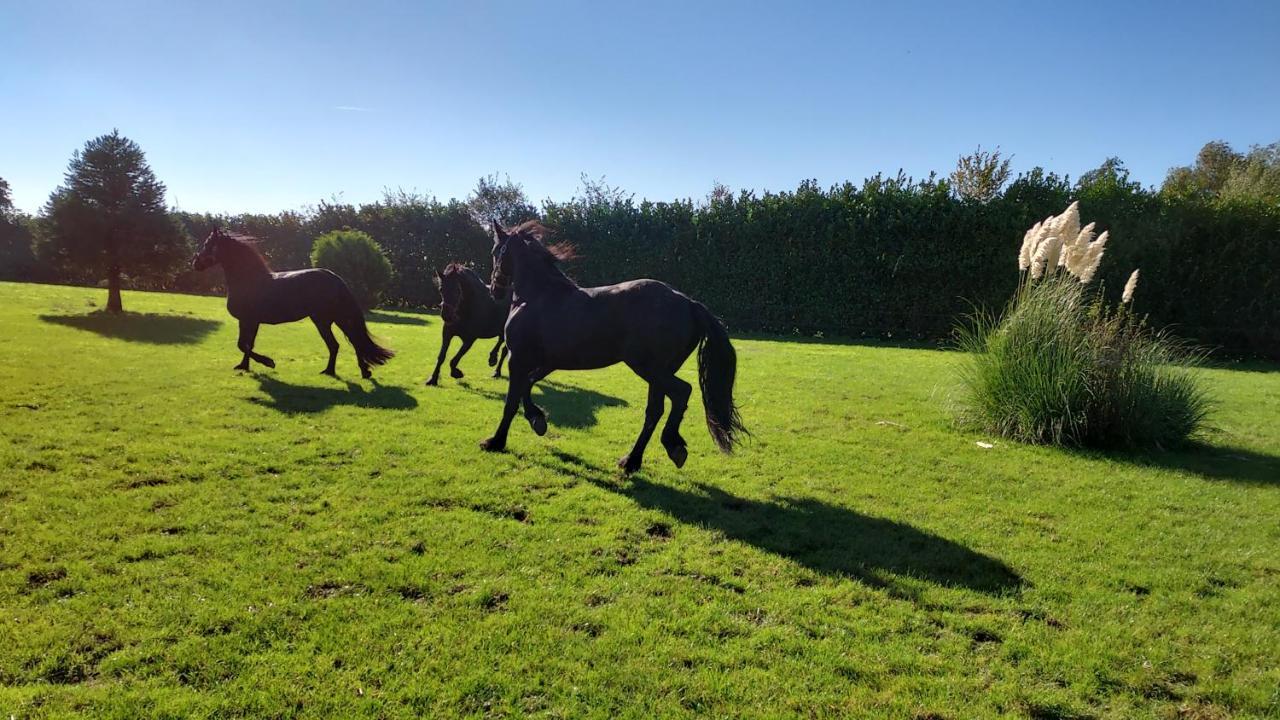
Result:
[491, 219, 506, 239]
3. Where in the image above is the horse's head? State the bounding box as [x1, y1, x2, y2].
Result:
[192, 228, 225, 271]
[489, 220, 513, 300]
[436, 267, 463, 324]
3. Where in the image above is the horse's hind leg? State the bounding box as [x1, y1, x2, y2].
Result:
[619, 383, 665, 473]
[312, 317, 339, 376]
[426, 329, 453, 386]
[449, 337, 475, 379]
[488, 337, 501, 367]
[492, 340, 508, 378]
[657, 375, 692, 468]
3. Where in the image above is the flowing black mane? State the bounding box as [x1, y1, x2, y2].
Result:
[222, 232, 271, 273]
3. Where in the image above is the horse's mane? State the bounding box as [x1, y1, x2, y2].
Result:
[506, 221, 576, 263]
[220, 231, 271, 271]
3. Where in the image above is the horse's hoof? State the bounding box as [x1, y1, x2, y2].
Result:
[666, 444, 688, 469]
[450, 368, 465, 379]
[618, 455, 642, 474]
[529, 414, 548, 436]
[320, 369, 337, 377]
[361, 371, 372, 380]
[425, 377, 439, 386]
[233, 363, 249, 372]
[488, 355, 498, 367]
[259, 357, 276, 369]
[492, 372, 502, 379]
[480, 437, 506, 452]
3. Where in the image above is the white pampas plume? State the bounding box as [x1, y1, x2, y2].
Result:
[1122, 269, 1139, 303]
[1061, 222, 1096, 273]
[1030, 240, 1053, 279]
[1019, 221, 1043, 271]
[1076, 230, 1108, 284]
[1041, 234, 1064, 273]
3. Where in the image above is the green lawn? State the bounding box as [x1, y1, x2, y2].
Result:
[1, 281, 1278, 719]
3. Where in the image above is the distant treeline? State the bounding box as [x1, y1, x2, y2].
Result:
[3, 160, 1278, 358]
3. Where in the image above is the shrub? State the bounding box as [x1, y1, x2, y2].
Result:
[956, 204, 1210, 448]
[310, 229, 393, 310]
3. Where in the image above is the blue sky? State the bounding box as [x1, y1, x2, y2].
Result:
[2, 1, 1277, 214]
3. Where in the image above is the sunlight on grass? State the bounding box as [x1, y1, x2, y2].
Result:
[1, 282, 1278, 718]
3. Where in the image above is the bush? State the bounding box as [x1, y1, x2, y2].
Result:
[956, 205, 1211, 448]
[310, 229, 393, 310]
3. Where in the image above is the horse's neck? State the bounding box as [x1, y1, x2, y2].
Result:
[223, 258, 271, 296]
[512, 251, 574, 304]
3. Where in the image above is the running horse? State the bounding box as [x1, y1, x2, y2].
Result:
[192, 228, 394, 378]
[480, 221, 747, 472]
[426, 263, 509, 385]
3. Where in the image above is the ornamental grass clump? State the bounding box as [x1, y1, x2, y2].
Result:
[957, 203, 1210, 448]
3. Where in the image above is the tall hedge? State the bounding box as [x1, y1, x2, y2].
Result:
[20, 177, 1278, 358]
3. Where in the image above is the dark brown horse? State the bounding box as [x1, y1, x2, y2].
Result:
[480, 220, 747, 472]
[426, 263, 509, 385]
[192, 228, 393, 378]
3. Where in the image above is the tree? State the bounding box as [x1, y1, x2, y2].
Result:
[310, 228, 393, 311]
[1219, 142, 1280, 205]
[1162, 140, 1245, 199]
[0, 177, 38, 280]
[37, 130, 186, 312]
[1076, 157, 1142, 194]
[466, 174, 538, 228]
[950, 146, 1012, 202]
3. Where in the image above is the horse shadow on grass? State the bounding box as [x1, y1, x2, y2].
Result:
[458, 379, 629, 429]
[248, 374, 418, 413]
[542, 450, 1024, 596]
[40, 311, 221, 344]
[366, 310, 430, 327]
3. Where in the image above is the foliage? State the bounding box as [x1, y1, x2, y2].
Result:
[466, 173, 539, 228]
[957, 275, 1210, 447]
[34, 130, 187, 312]
[309, 228, 393, 310]
[950, 145, 1012, 202]
[1163, 139, 1280, 205]
[3, 282, 1279, 718]
[0, 177, 41, 281]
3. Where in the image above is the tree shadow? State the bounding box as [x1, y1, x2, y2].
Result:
[248, 374, 418, 413]
[457, 379, 629, 429]
[40, 312, 221, 345]
[543, 450, 1024, 596]
[367, 310, 430, 327]
[1077, 442, 1280, 486]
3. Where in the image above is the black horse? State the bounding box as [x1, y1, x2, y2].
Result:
[192, 228, 394, 378]
[481, 220, 747, 472]
[426, 263, 509, 385]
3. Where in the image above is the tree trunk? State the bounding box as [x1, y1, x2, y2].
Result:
[106, 262, 123, 313]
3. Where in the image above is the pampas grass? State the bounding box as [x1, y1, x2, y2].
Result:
[957, 205, 1210, 448]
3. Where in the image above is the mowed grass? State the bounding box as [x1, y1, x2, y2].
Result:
[1, 281, 1278, 720]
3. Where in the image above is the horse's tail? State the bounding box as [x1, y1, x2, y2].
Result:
[334, 283, 395, 367]
[693, 302, 748, 453]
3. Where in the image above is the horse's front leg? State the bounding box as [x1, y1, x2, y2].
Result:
[481, 360, 532, 452]
[521, 368, 551, 436]
[236, 321, 274, 370]
[449, 337, 475, 379]
[425, 329, 453, 386]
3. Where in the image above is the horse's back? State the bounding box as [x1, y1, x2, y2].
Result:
[237, 269, 353, 324]
[514, 279, 699, 370]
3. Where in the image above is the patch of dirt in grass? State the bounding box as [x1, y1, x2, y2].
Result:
[26, 566, 68, 588]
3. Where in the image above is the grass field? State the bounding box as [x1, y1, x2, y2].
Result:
[1, 281, 1278, 719]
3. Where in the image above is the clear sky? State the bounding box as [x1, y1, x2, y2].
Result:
[2, 0, 1277, 215]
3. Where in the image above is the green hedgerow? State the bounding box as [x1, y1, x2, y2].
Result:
[957, 204, 1211, 448]
[310, 228, 393, 311]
